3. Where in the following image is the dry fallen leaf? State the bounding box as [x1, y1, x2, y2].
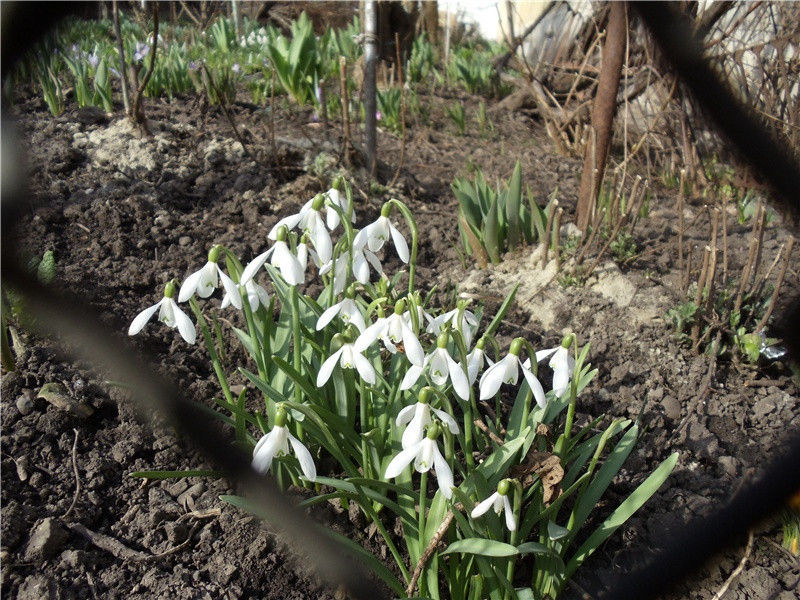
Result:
[509, 450, 564, 504]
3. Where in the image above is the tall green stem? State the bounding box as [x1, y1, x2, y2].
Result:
[504, 483, 523, 599]
[388, 199, 418, 295]
[190, 298, 234, 406]
[289, 286, 304, 437]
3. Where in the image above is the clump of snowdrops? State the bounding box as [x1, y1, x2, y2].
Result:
[129, 177, 677, 599]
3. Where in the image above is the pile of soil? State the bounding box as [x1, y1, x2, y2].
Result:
[2, 84, 798, 600]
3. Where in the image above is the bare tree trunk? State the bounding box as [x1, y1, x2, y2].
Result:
[130, 3, 159, 136]
[575, 1, 627, 232]
[112, 0, 131, 116]
[423, 1, 438, 47]
[364, 1, 378, 176]
[231, 0, 241, 42]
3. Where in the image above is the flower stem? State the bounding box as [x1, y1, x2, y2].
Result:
[418, 470, 429, 583]
[504, 483, 523, 600]
[387, 198, 418, 296]
[289, 286, 303, 438]
[189, 298, 234, 407]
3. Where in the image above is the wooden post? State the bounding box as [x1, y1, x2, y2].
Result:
[364, 1, 378, 177]
[575, 1, 627, 232]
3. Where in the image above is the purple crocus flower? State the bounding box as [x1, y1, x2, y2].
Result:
[232, 63, 241, 74]
[88, 53, 99, 68]
[133, 42, 150, 62]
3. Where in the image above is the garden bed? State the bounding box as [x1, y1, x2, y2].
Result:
[2, 85, 798, 599]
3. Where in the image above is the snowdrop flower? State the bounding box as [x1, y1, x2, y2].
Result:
[396, 387, 460, 449]
[356, 299, 424, 366]
[128, 280, 196, 344]
[269, 195, 332, 263]
[479, 338, 547, 408]
[535, 335, 575, 397]
[232, 63, 241, 74]
[133, 42, 150, 62]
[252, 406, 316, 481]
[354, 203, 409, 263]
[319, 254, 348, 295]
[401, 332, 470, 401]
[466, 337, 493, 385]
[178, 245, 242, 309]
[222, 278, 270, 312]
[323, 177, 355, 231]
[385, 423, 453, 499]
[352, 242, 384, 284]
[316, 291, 366, 333]
[427, 303, 479, 348]
[471, 479, 517, 531]
[241, 226, 305, 286]
[88, 53, 99, 68]
[316, 334, 376, 386]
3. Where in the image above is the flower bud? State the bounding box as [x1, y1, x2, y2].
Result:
[331, 175, 344, 191]
[274, 406, 288, 427]
[509, 338, 524, 356]
[426, 422, 441, 440]
[437, 331, 450, 349]
[394, 298, 406, 315]
[274, 225, 289, 242]
[164, 280, 177, 299]
[561, 334, 574, 349]
[311, 193, 326, 211]
[497, 479, 511, 496]
[417, 386, 432, 405]
[380, 203, 392, 218]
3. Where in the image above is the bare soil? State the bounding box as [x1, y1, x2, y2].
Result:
[2, 85, 798, 599]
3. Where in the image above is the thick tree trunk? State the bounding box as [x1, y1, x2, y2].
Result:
[575, 1, 627, 232]
[423, 1, 438, 47]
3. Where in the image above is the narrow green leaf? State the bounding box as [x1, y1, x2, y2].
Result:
[443, 538, 518, 558]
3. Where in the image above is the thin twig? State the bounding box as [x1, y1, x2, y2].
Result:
[474, 419, 504, 446]
[755, 237, 794, 332]
[131, 3, 159, 131]
[553, 207, 564, 273]
[690, 245, 712, 348]
[62, 429, 81, 519]
[340, 56, 352, 167]
[406, 511, 455, 596]
[710, 531, 754, 600]
[678, 168, 686, 277]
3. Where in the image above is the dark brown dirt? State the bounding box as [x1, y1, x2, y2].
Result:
[2, 83, 798, 600]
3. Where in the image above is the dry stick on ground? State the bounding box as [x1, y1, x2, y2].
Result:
[710, 531, 755, 600]
[733, 206, 765, 314]
[752, 240, 786, 304]
[70, 523, 149, 561]
[406, 510, 457, 597]
[755, 236, 795, 332]
[389, 32, 407, 188]
[721, 192, 729, 283]
[474, 419, 505, 446]
[575, 206, 606, 265]
[541, 200, 558, 268]
[678, 168, 686, 279]
[339, 56, 352, 167]
[319, 78, 329, 130]
[690, 245, 713, 348]
[62, 429, 80, 520]
[554, 207, 564, 273]
[200, 63, 262, 167]
[749, 203, 768, 290]
[130, 3, 159, 134]
[683, 245, 694, 293]
[583, 185, 644, 281]
[269, 70, 276, 158]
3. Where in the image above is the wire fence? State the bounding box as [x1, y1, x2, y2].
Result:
[1, 2, 798, 599]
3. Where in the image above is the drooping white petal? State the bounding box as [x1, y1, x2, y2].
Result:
[272, 242, 304, 286]
[431, 407, 461, 435]
[288, 432, 317, 481]
[316, 303, 342, 331]
[396, 403, 417, 426]
[401, 321, 425, 366]
[307, 212, 332, 263]
[355, 319, 385, 352]
[367, 217, 390, 252]
[446, 354, 470, 401]
[389, 222, 409, 263]
[339, 299, 366, 333]
[216, 267, 242, 310]
[385, 442, 422, 478]
[168, 299, 197, 344]
[432, 444, 454, 499]
[471, 492, 500, 518]
[178, 269, 204, 303]
[252, 427, 285, 474]
[552, 364, 570, 397]
[429, 348, 449, 386]
[325, 188, 343, 230]
[128, 300, 162, 336]
[268, 213, 304, 239]
[503, 495, 517, 531]
[414, 438, 435, 472]
[401, 404, 429, 449]
[535, 347, 559, 363]
[479, 356, 514, 400]
[250, 280, 271, 311]
[520, 361, 548, 408]
[240, 248, 273, 284]
[352, 351, 377, 384]
[352, 250, 370, 284]
[364, 249, 384, 277]
[196, 261, 219, 298]
[316, 348, 344, 387]
[400, 364, 425, 390]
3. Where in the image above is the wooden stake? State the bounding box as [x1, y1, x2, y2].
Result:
[339, 56, 352, 167]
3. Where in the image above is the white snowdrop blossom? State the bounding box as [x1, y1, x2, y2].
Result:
[396, 388, 460, 449]
[319, 254, 349, 295]
[316, 336, 376, 386]
[268, 194, 332, 263]
[178, 246, 242, 309]
[221, 278, 270, 312]
[401, 333, 470, 400]
[354, 205, 409, 263]
[356, 301, 424, 366]
[471, 480, 516, 531]
[427, 306, 479, 348]
[240, 227, 305, 286]
[351, 241, 384, 284]
[466, 339, 494, 385]
[479, 338, 547, 408]
[252, 407, 316, 481]
[385, 424, 453, 499]
[128, 280, 196, 344]
[316, 296, 366, 333]
[535, 337, 575, 397]
[323, 180, 355, 231]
